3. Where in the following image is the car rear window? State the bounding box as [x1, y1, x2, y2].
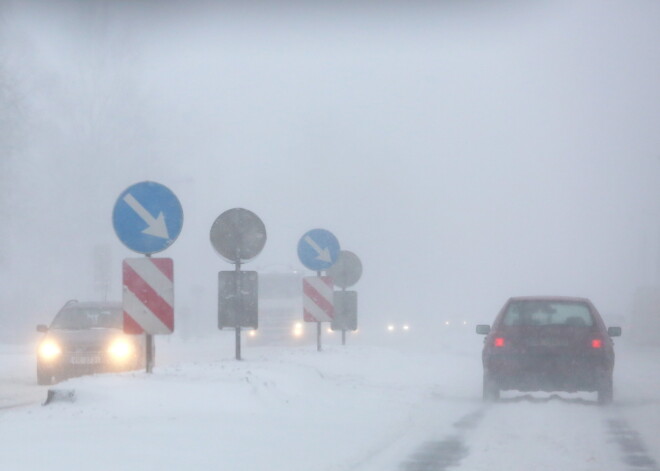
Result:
[502, 300, 594, 327]
[51, 306, 122, 330]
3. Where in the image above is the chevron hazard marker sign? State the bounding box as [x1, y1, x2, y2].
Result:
[123, 257, 174, 335]
[303, 276, 334, 322]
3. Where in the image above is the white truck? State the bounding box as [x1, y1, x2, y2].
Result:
[246, 271, 312, 345]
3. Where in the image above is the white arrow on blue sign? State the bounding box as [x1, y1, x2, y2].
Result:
[297, 228, 340, 271]
[113, 181, 183, 254]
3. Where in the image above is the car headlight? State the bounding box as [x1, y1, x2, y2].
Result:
[38, 340, 62, 360]
[293, 322, 304, 337]
[108, 338, 134, 361]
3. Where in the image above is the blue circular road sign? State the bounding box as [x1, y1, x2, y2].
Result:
[297, 228, 340, 271]
[112, 181, 183, 254]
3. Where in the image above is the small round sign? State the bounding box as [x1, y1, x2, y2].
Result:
[210, 208, 266, 263]
[112, 181, 183, 255]
[326, 250, 362, 288]
[297, 228, 340, 272]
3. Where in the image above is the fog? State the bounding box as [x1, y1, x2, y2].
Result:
[1, 1, 659, 342]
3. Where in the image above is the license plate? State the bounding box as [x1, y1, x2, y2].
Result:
[70, 354, 101, 365]
[528, 337, 569, 347]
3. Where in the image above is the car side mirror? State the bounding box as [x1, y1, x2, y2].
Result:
[36, 325, 48, 333]
[476, 324, 491, 335]
[607, 326, 622, 337]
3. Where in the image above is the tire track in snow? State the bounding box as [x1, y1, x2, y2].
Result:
[449, 396, 626, 470]
[398, 408, 485, 471]
[396, 395, 660, 471]
[607, 418, 659, 471]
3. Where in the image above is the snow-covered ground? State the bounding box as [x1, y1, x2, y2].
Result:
[1, 331, 659, 471]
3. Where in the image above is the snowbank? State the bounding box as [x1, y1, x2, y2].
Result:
[0, 339, 481, 471]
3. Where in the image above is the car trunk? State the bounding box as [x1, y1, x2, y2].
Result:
[490, 325, 607, 391]
[503, 325, 596, 354]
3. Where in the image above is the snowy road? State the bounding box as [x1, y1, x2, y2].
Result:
[1, 333, 659, 470]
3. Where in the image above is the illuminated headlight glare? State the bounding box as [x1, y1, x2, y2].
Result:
[248, 330, 257, 338]
[293, 322, 304, 337]
[403, 325, 410, 331]
[38, 341, 62, 360]
[387, 324, 395, 332]
[108, 338, 134, 361]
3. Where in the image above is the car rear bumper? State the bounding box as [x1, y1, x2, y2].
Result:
[484, 352, 612, 392]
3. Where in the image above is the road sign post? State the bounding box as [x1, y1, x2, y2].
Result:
[113, 181, 182, 374]
[297, 229, 340, 351]
[327, 250, 362, 345]
[210, 208, 266, 360]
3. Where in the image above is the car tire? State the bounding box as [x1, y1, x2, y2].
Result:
[597, 375, 613, 405]
[483, 374, 500, 402]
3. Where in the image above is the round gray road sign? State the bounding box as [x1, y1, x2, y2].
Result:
[210, 208, 267, 263]
[326, 250, 362, 288]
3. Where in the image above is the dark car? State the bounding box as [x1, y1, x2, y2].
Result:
[36, 300, 147, 385]
[476, 296, 622, 404]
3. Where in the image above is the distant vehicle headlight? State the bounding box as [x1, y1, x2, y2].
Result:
[292, 322, 304, 337]
[402, 324, 410, 331]
[38, 340, 62, 360]
[387, 324, 395, 332]
[108, 338, 134, 361]
[248, 330, 257, 338]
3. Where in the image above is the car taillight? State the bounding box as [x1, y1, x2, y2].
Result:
[494, 337, 505, 347]
[591, 339, 603, 349]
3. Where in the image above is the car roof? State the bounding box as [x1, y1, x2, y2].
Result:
[507, 296, 592, 303]
[64, 301, 121, 309]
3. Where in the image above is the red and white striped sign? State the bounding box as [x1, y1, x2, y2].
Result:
[303, 276, 334, 322]
[122, 257, 174, 335]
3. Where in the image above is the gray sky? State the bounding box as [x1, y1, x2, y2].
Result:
[1, 1, 660, 340]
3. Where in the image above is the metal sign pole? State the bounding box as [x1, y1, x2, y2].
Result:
[298, 231, 340, 353]
[341, 286, 347, 346]
[235, 260, 242, 361]
[210, 208, 266, 362]
[146, 334, 154, 373]
[317, 270, 323, 352]
[326, 250, 362, 347]
[235, 327, 241, 360]
[145, 252, 155, 373]
[114, 181, 182, 377]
